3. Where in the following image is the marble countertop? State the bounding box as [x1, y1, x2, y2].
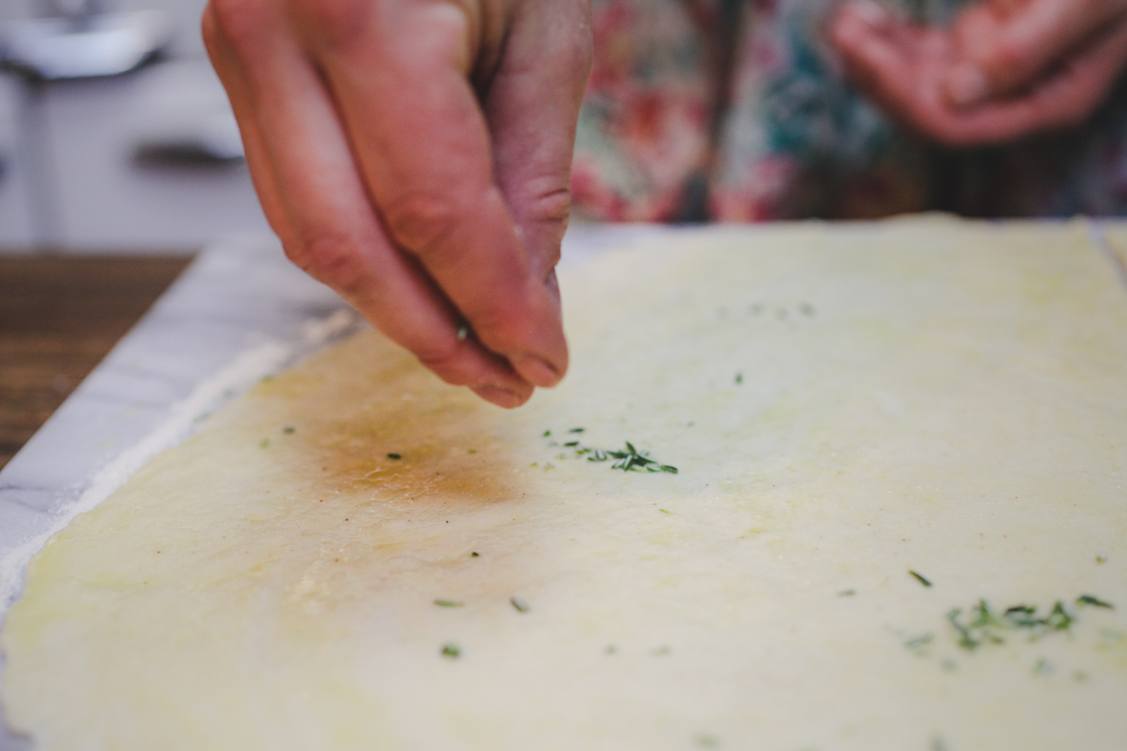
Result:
[0, 220, 1123, 750]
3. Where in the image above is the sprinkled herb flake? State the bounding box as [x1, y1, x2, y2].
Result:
[509, 596, 530, 613]
[909, 570, 933, 588]
[904, 633, 935, 654]
[440, 643, 461, 659]
[837, 589, 857, 598]
[734, 372, 744, 385]
[386, 452, 402, 461]
[1077, 594, 1114, 609]
[1095, 554, 1107, 565]
[541, 431, 679, 475]
[259, 438, 270, 449]
[936, 596, 1112, 652]
[282, 425, 296, 434]
[433, 599, 463, 608]
[470, 551, 480, 558]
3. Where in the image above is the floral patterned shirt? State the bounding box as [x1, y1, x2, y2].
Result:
[571, 0, 1127, 221]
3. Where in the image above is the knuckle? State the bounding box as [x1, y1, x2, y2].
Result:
[381, 189, 468, 262]
[525, 185, 572, 229]
[206, 0, 274, 51]
[284, 232, 365, 292]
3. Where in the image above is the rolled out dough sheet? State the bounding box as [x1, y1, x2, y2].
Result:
[3, 218, 1127, 751]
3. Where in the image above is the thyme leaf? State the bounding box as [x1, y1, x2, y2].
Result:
[909, 570, 933, 588]
[1077, 594, 1114, 609]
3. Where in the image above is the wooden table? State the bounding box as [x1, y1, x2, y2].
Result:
[0, 255, 193, 469]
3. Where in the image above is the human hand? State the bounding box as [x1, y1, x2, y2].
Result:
[829, 0, 1127, 146]
[203, 0, 592, 407]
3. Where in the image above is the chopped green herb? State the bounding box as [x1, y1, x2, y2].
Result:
[837, 589, 857, 598]
[259, 438, 270, 449]
[509, 596, 530, 613]
[944, 598, 1089, 652]
[470, 551, 480, 557]
[734, 372, 744, 385]
[433, 599, 463, 608]
[1047, 601, 1073, 631]
[282, 425, 296, 434]
[1077, 594, 1114, 609]
[1033, 658, 1053, 676]
[386, 452, 402, 460]
[440, 643, 461, 659]
[658, 508, 672, 515]
[909, 570, 933, 588]
[1095, 554, 1107, 565]
[543, 431, 679, 475]
[947, 608, 980, 651]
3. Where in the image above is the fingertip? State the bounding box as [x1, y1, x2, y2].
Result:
[472, 384, 533, 409]
[511, 353, 564, 388]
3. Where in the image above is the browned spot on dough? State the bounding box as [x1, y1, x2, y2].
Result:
[251, 331, 522, 510]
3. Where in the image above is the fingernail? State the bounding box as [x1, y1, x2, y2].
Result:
[946, 64, 989, 107]
[472, 385, 527, 409]
[512, 354, 561, 388]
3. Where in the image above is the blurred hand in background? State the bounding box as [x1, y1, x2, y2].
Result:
[830, 0, 1127, 146]
[202, 0, 592, 408]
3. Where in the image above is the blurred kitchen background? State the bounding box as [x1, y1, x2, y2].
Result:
[0, 0, 266, 253]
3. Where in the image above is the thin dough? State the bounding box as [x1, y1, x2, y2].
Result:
[4, 219, 1127, 750]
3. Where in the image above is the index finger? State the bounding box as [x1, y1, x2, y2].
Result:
[291, 0, 568, 388]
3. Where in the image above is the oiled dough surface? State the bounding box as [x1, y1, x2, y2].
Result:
[4, 219, 1127, 751]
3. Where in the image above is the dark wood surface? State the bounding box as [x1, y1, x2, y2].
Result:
[0, 255, 193, 469]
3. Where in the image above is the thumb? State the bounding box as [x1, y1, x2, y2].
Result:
[483, 1, 593, 285]
[945, 0, 1127, 107]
